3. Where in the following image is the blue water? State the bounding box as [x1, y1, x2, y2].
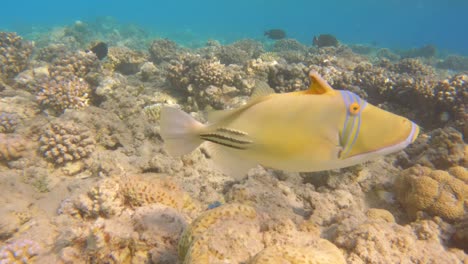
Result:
[1, 0, 467, 55]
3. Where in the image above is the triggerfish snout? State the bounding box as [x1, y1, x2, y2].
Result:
[337, 90, 419, 166]
[160, 71, 419, 179]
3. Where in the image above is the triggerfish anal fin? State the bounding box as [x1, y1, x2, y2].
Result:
[306, 71, 338, 95]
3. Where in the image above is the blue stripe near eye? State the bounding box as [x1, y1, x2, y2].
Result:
[339, 90, 367, 158]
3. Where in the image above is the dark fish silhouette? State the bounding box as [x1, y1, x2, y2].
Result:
[90, 42, 108, 60]
[313, 34, 339, 48]
[264, 29, 286, 40]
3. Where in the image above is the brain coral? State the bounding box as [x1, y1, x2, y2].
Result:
[38, 121, 95, 164]
[0, 32, 33, 79]
[179, 203, 263, 263]
[249, 240, 346, 264]
[36, 75, 90, 113]
[0, 133, 27, 162]
[394, 165, 468, 221]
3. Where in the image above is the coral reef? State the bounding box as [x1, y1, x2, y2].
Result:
[36, 75, 91, 113]
[437, 55, 468, 71]
[38, 121, 95, 164]
[149, 39, 180, 63]
[104, 46, 148, 75]
[394, 165, 467, 221]
[0, 32, 33, 80]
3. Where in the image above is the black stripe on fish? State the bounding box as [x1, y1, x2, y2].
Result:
[200, 136, 248, 150]
[216, 127, 248, 136]
[199, 133, 252, 145]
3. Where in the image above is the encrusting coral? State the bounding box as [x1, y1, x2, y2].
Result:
[0, 32, 33, 80]
[394, 165, 467, 221]
[38, 121, 95, 164]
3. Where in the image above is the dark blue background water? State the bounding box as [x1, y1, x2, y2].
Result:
[1, 0, 467, 55]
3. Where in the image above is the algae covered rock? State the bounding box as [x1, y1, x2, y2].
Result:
[394, 165, 468, 221]
[249, 240, 345, 264]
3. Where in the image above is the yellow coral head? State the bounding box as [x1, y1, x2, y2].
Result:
[338, 90, 419, 161]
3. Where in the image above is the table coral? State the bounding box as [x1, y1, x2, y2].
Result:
[36, 75, 90, 113]
[394, 165, 468, 221]
[0, 32, 33, 80]
[0, 133, 26, 162]
[249, 240, 346, 264]
[38, 121, 95, 164]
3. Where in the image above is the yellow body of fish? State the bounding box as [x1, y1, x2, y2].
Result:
[160, 71, 419, 179]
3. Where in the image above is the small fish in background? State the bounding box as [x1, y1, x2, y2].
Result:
[89, 41, 108, 60]
[313, 34, 339, 48]
[160, 72, 419, 179]
[264, 29, 286, 40]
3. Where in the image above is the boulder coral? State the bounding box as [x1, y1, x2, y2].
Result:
[38, 121, 95, 164]
[0, 32, 33, 80]
[0, 133, 27, 162]
[394, 165, 467, 221]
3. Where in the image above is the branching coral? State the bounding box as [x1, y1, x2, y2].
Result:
[48, 50, 100, 79]
[394, 165, 467, 221]
[36, 75, 90, 113]
[0, 32, 33, 79]
[38, 121, 95, 164]
[0, 239, 41, 263]
[0, 133, 26, 162]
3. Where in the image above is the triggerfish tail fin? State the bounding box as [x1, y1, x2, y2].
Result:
[160, 106, 204, 156]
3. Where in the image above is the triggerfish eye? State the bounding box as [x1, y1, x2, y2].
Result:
[349, 102, 361, 115]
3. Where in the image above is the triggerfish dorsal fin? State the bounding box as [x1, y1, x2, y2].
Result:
[251, 80, 275, 99]
[306, 71, 337, 95]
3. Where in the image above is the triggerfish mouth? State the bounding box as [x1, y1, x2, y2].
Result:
[160, 71, 419, 179]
